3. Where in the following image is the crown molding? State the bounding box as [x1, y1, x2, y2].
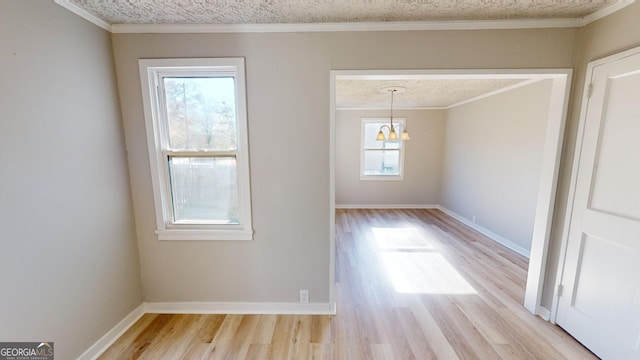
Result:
[447, 78, 543, 109]
[336, 78, 547, 111]
[580, 0, 635, 26]
[54, 0, 112, 31]
[110, 18, 580, 34]
[54, 0, 635, 34]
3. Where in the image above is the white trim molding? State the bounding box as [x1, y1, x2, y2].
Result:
[144, 301, 337, 315]
[76, 303, 146, 360]
[360, 118, 407, 181]
[54, 0, 112, 31]
[110, 18, 580, 33]
[550, 45, 640, 324]
[359, 79, 546, 110]
[77, 301, 336, 359]
[329, 72, 337, 323]
[335, 204, 439, 209]
[337, 106, 448, 111]
[537, 306, 552, 321]
[138, 58, 254, 241]
[447, 78, 543, 109]
[336, 204, 532, 258]
[523, 71, 573, 317]
[331, 69, 572, 322]
[54, 0, 635, 34]
[438, 206, 531, 258]
[580, 0, 635, 26]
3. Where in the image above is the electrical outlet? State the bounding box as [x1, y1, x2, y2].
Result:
[299, 290, 309, 304]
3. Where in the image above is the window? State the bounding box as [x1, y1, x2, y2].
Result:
[139, 58, 252, 240]
[361, 118, 406, 180]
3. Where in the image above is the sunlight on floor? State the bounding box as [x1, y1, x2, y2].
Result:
[373, 226, 477, 294]
[372, 227, 435, 250]
[382, 252, 477, 294]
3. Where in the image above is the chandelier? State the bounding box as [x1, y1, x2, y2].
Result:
[376, 87, 410, 141]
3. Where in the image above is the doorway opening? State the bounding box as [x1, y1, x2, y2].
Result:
[329, 69, 573, 317]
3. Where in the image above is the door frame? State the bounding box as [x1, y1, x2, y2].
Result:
[551, 45, 640, 322]
[329, 69, 573, 317]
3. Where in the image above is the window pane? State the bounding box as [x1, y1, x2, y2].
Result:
[363, 150, 400, 175]
[168, 157, 239, 224]
[163, 77, 237, 151]
[363, 122, 400, 149]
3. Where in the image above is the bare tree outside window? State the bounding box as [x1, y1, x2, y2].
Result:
[139, 58, 252, 240]
[163, 77, 237, 151]
[162, 77, 240, 224]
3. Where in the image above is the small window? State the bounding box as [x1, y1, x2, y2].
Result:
[139, 58, 252, 240]
[360, 118, 406, 180]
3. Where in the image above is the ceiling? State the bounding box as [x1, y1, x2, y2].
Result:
[62, 0, 624, 25]
[336, 78, 531, 109]
[54, 1, 628, 109]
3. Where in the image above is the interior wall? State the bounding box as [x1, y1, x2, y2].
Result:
[335, 109, 445, 206]
[542, 1, 640, 310]
[111, 28, 577, 304]
[441, 80, 553, 253]
[0, 1, 143, 359]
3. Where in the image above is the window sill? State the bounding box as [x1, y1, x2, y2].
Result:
[156, 229, 254, 241]
[360, 175, 404, 181]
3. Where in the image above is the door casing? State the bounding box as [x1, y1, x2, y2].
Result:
[329, 69, 573, 317]
[551, 45, 640, 322]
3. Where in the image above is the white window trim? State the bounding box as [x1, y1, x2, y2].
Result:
[360, 118, 406, 181]
[138, 58, 253, 241]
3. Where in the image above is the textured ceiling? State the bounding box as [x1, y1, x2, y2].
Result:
[336, 79, 528, 109]
[67, 0, 620, 25]
[59, 1, 610, 109]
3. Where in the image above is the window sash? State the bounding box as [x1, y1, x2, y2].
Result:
[362, 149, 401, 176]
[360, 118, 406, 180]
[363, 141, 400, 150]
[166, 155, 239, 225]
[139, 58, 253, 240]
[158, 76, 239, 152]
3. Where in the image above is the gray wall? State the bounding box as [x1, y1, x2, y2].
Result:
[2, 0, 637, 351]
[441, 80, 553, 253]
[0, 1, 143, 359]
[112, 28, 577, 304]
[336, 109, 445, 206]
[542, 1, 640, 309]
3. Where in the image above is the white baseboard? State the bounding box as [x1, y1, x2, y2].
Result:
[537, 306, 551, 321]
[438, 206, 531, 258]
[76, 303, 145, 360]
[335, 204, 531, 258]
[78, 205, 529, 359]
[144, 301, 337, 315]
[335, 204, 439, 209]
[78, 301, 336, 359]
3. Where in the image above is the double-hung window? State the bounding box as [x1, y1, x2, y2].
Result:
[361, 118, 406, 180]
[139, 58, 253, 240]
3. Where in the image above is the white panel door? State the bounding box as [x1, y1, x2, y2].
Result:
[556, 51, 640, 360]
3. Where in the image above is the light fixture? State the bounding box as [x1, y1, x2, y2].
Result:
[376, 87, 410, 141]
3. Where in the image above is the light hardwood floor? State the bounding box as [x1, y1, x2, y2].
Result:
[98, 209, 597, 359]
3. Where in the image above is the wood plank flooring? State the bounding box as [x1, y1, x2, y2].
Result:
[98, 209, 597, 359]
